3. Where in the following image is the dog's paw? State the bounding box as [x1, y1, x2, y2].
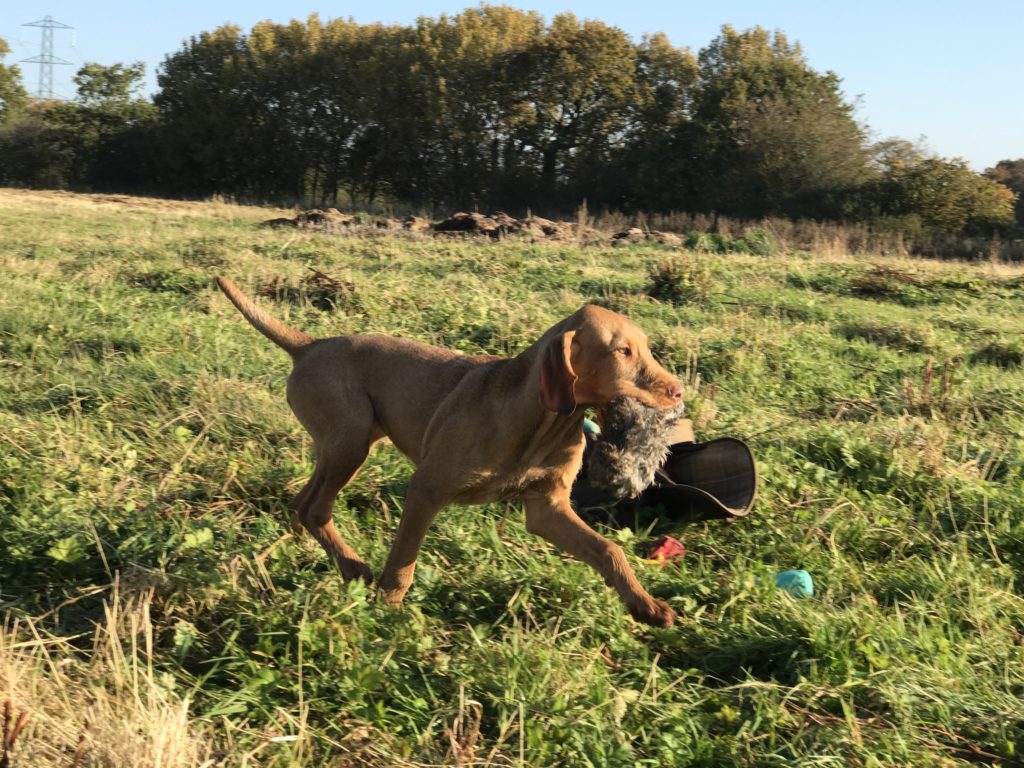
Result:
[376, 573, 409, 605]
[377, 585, 408, 606]
[629, 597, 676, 628]
[340, 559, 374, 584]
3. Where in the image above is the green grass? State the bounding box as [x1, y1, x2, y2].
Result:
[2, 188, 1023, 766]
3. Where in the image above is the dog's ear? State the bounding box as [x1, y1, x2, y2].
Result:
[539, 331, 578, 415]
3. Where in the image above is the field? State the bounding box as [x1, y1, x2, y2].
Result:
[1, 187, 1023, 767]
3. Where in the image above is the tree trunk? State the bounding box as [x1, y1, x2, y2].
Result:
[541, 145, 558, 209]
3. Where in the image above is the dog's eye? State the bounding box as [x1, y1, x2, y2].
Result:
[618, 347, 633, 358]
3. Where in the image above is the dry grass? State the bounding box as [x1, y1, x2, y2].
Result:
[592, 209, 1024, 262]
[0, 580, 217, 768]
[0, 188, 290, 222]
[5, 187, 1019, 262]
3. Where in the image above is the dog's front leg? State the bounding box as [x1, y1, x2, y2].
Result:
[378, 474, 445, 605]
[524, 493, 676, 628]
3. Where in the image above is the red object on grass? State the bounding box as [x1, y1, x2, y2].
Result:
[647, 535, 686, 563]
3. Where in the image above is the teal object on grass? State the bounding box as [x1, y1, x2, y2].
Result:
[775, 569, 814, 598]
[582, 417, 601, 436]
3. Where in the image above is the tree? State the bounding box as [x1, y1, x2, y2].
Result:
[399, 5, 545, 208]
[984, 159, 1024, 228]
[0, 38, 28, 123]
[0, 109, 72, 187]
[41, 61, 158, 190]
[689, 26, 869, 217]
[304, 16, 382, 205]
[156, 17, 379, 203]
[74, 61, 146, 106]
[863, 151, 1016, 235]
[513, 13, 639, 207]
[869, 138, 925, 172]
[608, 33, 699, 211]
[155, 25, 252, 196]
[137, 10, 1018, 233]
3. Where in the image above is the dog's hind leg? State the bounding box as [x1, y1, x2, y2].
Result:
[291, 437, 376, 583]
[287, 367, 382, 582]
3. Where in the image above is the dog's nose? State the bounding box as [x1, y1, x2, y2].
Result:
[667, 382, 683, 401]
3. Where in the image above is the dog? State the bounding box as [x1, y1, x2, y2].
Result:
[217, 277, 683, 627]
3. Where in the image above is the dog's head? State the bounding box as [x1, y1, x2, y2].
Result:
[539, 305, 683, 416]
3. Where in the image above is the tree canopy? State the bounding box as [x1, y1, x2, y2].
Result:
[0, 38, 28, 122]
[0, 60, 156, 191]
[0, 10, 1017, 240]
[144, 12, 880, 217]
[986, 159, 1024, 228]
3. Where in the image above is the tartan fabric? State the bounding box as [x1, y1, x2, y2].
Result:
[573, 433, 757, 520]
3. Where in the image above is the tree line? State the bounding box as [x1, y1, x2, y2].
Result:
[0, 7, 1020, 237]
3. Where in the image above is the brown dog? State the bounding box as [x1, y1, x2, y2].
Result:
[217, 278, 683, 627]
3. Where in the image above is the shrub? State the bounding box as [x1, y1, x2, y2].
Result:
[683, 229, 779, 256]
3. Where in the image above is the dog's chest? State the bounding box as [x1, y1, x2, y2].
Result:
[452, 440, 582, 505]
[451, 466, 561, 504]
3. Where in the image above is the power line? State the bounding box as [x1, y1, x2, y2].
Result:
[21, 15, 74, 100]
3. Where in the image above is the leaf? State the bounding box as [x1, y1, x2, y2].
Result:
[182, 526, 214, 549]
[47, 535, 86, 564]
[173, 620, 199, 658]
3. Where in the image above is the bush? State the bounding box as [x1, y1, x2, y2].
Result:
[0, 114, 72, 188]
[682, 229, 779, 256]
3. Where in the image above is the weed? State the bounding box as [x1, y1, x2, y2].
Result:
[177, 235, 232, 268]
[740, 227, 780, 257]
[900, 357, 961, 417]
[257, 267, 363, 314]
[645, 259, 715, 304]
[126, 269, 210, 295]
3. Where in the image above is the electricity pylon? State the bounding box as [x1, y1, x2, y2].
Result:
[21, 15, 74, 100]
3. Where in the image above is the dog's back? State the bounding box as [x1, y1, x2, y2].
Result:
[288, 334, 491, 464]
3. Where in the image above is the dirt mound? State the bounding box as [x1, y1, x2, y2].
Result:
[263, 209, 435, 236]
[433, 212, 505, 236]
[262, 207, 685, 247]
[612, 227, 646, 245]
[433, 211, 591, 242]
[611, 228, 682, 246]
[403, 215, 430, 231]
[261, 208, 355, 230]
[257, 267, 361, 313]
[262, 217, 298, 228]
[652, 231, 683, 246]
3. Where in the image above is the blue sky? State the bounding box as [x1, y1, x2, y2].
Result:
[2, 1, 1020, 171]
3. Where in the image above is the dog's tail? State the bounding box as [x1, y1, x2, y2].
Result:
[216, 277, 314, 355]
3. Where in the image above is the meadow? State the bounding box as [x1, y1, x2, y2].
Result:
[1, 188, 1023, 767]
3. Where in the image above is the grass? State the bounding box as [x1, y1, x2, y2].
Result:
[1, 187, 1023, 766]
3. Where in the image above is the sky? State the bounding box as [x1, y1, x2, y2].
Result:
[1, 0, 1020, 171]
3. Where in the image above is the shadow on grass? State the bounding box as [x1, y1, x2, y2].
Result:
[654, 624, 812, 686]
